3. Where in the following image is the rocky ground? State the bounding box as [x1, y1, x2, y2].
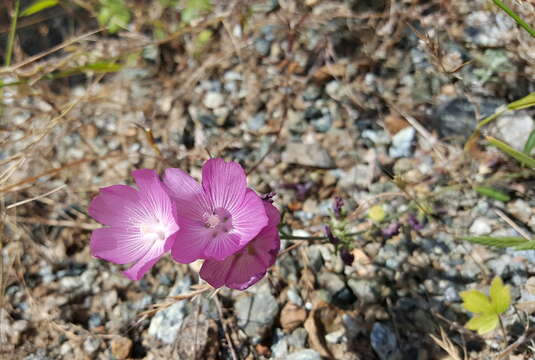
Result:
[1, 0, 535, 359]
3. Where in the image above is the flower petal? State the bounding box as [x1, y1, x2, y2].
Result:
[203, 231, 242, 260]
[200, 202, 280, 290]
[231, 189, 268, 247]
[132, 169, 180, 236]
[201, 158, 247, 213]
[90, 227, 148, 264]
[225, 254, 269, 290]
[199, 256, 236, 289]
[163, 167, 210, 219]
[170, 218, 212, 263]
[122, 233, 175, 280]
[88, 185, 139, 227]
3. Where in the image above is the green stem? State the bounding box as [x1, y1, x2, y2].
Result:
[279, 230, 365, 241]
[492, 0, 535, 38]
[5, 0, 20, 67]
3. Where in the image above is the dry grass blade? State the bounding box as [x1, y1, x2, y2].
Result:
[14, 217, 99, 230]
[137, 285, 211, 319]
[5, 184, 66, 209]
[0, 28, 103, 74]
[429, 327, 464, 360]
[0, 153, 124, 194]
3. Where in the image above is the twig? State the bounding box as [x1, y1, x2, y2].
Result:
[1, 28, 102, 74]
[12, 217, 100, 230]
[6, 184, 67, 210]
[496, 326, 535, 360]
[498, 314, 508, 349]
[214, 295, 239, 360]
[494, 208, 532, 241]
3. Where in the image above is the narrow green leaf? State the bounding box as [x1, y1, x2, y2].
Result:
[20, 0, 59, 17]
[79, 61, 122, 72]
[507, 92, 535, 111]
[461, 236, 528, 248]
[490, 277, 511, 314]
[476, 106, 506, 130]
[510, 241, 535, 250]
[460, 290, 493, 314]
[523, 130, 535, 154]
[492, 0, 535, 38]
[465, 313, 499, 335]
[486, 136, 535, 168]
[474, 186, 510, 202]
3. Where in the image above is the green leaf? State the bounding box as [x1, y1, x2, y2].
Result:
[98, 0, 131, 34]
[182, 0, 212, 23]
[465, 313, 499, 335]
[476, 93, 535, 130]
[461, 235, 529, 249]
[523, 130, 535, 155]
[509, 241, 535, 250]
[486, 136, 535, 168]
[507, 92, 535, 110]
[460, 289, 493, 314]
[20, 0, 58, 17]
[474, 186, 510, 202]
[490, 277, 511, 314]
[492, 0, 535, 38]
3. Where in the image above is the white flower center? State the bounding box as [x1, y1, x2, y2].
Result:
[140, 219, 167, 242]
[205, 214, 221, 229]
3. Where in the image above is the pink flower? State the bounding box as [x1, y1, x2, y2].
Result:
[163, 158, 268, 263]
[88, 169, 179, 281]
[199, 199, 280, 290]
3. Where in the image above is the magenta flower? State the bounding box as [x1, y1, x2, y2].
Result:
[88, 169, 179, 281]
[163, 158, 268, 263]
[199, 199, 280, 290]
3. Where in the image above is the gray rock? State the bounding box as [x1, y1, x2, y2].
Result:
[389, 127, 415, 158]
[433, 98, 498, 141]
[495, 112, 534, 152]
[203, 91, 224, 109]
[370, 323, 401, 360]
[302, 85, 322, 101]
[234, 282, 279, 342]
[247, 113, 266, 131]
[254, 38, 272, 57]
[325, 81, 342, 99]
[148, 275, 191, 343]
[469, 218, 492, 235]
[325, 328, 345, 344]
[318, 272, 346, 296]
[287, 328, 308, 349]
[311, 114, 332, 133]
[306, 244, 324, 272]
[24, 349, 51, 360]
[433, 98, 477, 138]
[464, 11, 515, 47]
[286, 349, 322, 360]
[287, 286, 304, 306]
[251, 0, 279, 13]
[347, 278, 379, 304]
[444, 286, 460, 302]
[103, 290, 118, 309]
[83, 337, 101, 355]
[271, 329, 289, 359]
[282, 143, 335, 169]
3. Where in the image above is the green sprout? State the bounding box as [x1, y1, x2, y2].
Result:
[460, 277, 511, 335]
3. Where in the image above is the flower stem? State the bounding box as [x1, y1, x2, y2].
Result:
[279, 230, 366, 241]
